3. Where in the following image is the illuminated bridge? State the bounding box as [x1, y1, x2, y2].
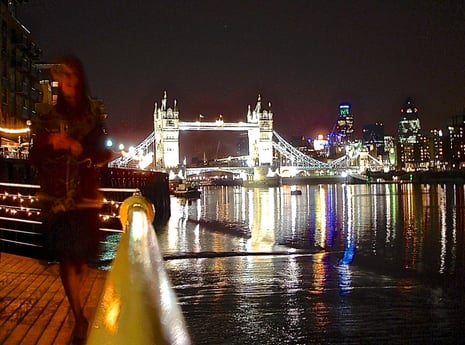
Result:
[109, 92, 384, 177]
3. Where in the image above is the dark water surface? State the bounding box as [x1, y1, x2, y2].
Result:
[155, 184, 465, 344]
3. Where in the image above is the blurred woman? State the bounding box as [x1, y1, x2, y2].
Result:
[29, 55, 112, 344]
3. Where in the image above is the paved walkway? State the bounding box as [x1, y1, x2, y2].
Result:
[0, 253, 106, 345]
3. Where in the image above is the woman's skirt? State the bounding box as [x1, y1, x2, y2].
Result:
[43, 208, 100, 263]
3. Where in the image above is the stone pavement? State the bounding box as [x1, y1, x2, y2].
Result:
[0, 253, 106, 345]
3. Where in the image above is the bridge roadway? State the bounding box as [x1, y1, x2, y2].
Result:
[179, 120, 257, 131]
[186, 165, 251, 177]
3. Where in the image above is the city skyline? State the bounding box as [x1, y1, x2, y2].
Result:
[16, 1, 465, 157]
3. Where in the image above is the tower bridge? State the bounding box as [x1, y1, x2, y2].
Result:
[109, 92, 384, 176]
[152, 91, 274, 169]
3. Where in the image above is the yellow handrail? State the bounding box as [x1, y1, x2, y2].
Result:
[88, 193, 191, 345]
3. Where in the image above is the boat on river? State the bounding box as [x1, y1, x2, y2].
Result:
[173, 183, 201, 199]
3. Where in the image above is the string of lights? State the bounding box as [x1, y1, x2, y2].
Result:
[0, 191, 124, 223]
[0, 184, 140, 255]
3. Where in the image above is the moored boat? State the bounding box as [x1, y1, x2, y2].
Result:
[173, 183, 201, 199]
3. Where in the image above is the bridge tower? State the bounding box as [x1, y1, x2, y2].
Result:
[153, 91, 180, 169]
[247, 95, 273, 166]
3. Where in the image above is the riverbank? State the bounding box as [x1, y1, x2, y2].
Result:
[219, 170, 465, 187]
[367, 170, 465, 184]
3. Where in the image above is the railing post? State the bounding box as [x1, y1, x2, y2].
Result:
[88, 192, 191, 345]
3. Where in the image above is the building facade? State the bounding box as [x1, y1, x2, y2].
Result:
[428, 128, 450, 170]
[447, 113, 465, 169]
[0, 1, 41, 155]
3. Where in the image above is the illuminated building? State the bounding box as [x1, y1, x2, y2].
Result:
[428, 128, 450, 170]
[397, 142, 415, 171]
[416, 134, 430, 169]
[313, 134, 329, 158]
[0, 2, 42, 155]
[398, 98, 420, 144]
[396, 99, 430, 170]
[397, 134, 430, 171]
[0, 2, 41, 126]
[384, 135, 397, 167]
[313, 134, 328, 151]
[447, 112, 465, 169]
[153, 91, 180, 168]
[335, 103, 354, 143]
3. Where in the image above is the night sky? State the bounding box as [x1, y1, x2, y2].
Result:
[16, 1, 465, 160]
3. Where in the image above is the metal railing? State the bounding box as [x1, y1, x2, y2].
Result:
[88, 193, 191, 344]
[0, 182, 136, 259]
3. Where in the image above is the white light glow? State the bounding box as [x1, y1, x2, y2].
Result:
[0, 127, 30, 134]
[138, 152, 154, 169]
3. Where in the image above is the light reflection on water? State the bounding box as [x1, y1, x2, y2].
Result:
[156, 183, 465, 277]
[156, 183, 465, 344]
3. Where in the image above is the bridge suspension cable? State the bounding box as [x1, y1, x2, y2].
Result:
[109, 131, 155, 169]
[272, 131, 329, 169]
[367, 153, 384, 167]
[328, 154, 349, 169]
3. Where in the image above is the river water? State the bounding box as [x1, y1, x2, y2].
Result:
[154, 183, 465, 344]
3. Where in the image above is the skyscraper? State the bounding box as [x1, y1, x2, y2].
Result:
[398, 98, 421, 143]
[447, 112, 465, 169]
[335, 103, 354, 142]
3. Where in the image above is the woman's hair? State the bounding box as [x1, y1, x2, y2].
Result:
[53, 55, 91, 115]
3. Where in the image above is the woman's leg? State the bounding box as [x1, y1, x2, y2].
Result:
[60, 260, 89, 341]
